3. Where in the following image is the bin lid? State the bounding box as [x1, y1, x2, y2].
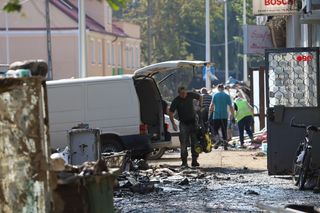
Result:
[68, 128, 100, 134]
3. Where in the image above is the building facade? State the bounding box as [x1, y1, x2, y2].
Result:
[254, 0, 320, 48]
[286, 0, 320, 48]
[0, 0, 141, 79]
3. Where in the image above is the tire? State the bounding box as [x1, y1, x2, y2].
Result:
[147, 148, 166, 160]
[101, 139, 123, 153]
[298, 149, 311, 190]
[293, 162, 301, 186]
[292, 145, 304, 186]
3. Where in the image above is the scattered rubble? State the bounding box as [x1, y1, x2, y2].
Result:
[50, 153, 66, 172]
[113, 150, 320, 212]
[178, 178, 190, 186]
[228, 129, 267, 152]
[115, 161, 208, 196]
[115, 165, 320, 212]
[244, 190, 260, 196]
[255, 152, 267, 157]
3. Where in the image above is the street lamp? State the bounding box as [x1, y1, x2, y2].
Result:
[78, 0, 87, 78]
[217, 0, 228, 83]
[205, 0, 210, 63]
[45, 0, 53, 80]
[4, 12, 10, 64]
[243, 0, 248, 82]
[205, 0, 211, 90]
[224, 0, 228, 83]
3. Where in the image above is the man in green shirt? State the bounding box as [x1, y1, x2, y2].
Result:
[234, 95, 254, 147]
[169, 86, 203, 167]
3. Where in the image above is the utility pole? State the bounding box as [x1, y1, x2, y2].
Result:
[45, 0, 53, 80]
[205, 0, 211, 90]
[243, 0, 248, 82]
[78, 0, 87, 78]
[224, 0, 229, 83]
[147, 0, 152, 65]
[5, 12, 10, 64]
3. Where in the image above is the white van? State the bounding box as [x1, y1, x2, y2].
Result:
[47, 60, 206, 157]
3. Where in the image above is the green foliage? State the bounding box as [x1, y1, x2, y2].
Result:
[115, 0, 260, 79]
[104, 0, 127, 10]
[2, 0, 126, 12]
[3, 0, 21, 13]
[3, 0, 264, 80]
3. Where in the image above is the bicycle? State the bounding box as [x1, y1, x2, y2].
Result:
[290, 117, 318, 190]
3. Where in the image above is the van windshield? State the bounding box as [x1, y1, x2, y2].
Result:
[153, 66, 204, 102]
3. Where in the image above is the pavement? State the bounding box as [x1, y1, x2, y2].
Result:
[114, 149, 320, 213]
[149, 149, 267, 171]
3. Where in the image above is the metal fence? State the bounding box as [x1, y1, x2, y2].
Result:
[266, 47, 320, 175]
[267, 48, 319, 108]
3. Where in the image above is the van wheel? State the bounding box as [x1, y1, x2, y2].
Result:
[147, 148, 166, 160]
[101, 139, 123, 153]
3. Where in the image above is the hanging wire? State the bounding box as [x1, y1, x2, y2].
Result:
[182, 36, 237, 47]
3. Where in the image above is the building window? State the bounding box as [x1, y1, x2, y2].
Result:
[98, 40, 102, 65]
[126, 45, 130, 68]
[118, 44, 122, 67]
[105, 43, 108, 64]
[131, 46, 134, 68]
[107, 42, 111, 65]
[91, 39, 95, 64]
[106, 7, 109, 25]
[135, 47, 139, 68]
[112, 43, 115, 66]
[108, 8, 112, 24]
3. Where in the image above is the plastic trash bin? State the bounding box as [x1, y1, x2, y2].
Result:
[54, 172, 118, 213]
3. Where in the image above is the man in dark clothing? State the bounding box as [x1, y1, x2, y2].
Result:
[209, 84, 234, 150]
[169, 86, 203, 167]
[201, 88, 212, 110]
[200, 88, 212, 130]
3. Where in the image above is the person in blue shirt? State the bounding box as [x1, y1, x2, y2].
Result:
[209, 84, 235, 150]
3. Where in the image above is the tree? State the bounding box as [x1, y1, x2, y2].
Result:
[231, 0, 264, 72]
[115, 0, 259, 80]
[2, 0, 126, 12]
[116, 0, 197, 64]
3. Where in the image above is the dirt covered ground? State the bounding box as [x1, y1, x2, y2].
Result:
[114, 150, 320, 212]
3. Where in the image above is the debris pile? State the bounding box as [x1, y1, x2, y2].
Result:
[8, 60, 48, 78]
[228, 129, 267, 152]
[114, 161, 222, 197]
[51, 153, 123, 213]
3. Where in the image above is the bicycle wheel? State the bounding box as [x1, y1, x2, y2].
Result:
[293, 162, 301, 186]
[298, 149, 311, 190]
[292, 145, 303, 186]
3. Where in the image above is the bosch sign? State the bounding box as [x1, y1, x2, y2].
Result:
[296, 55, 313, 62]
[253, 0, 298, 15]
[264, 0, 295, 6]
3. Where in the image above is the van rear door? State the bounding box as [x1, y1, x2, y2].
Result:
[133, 60, 207, 77]
[133, 60, 207, 147]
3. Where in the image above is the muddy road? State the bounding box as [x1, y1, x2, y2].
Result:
[114, 150, 320, 212]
